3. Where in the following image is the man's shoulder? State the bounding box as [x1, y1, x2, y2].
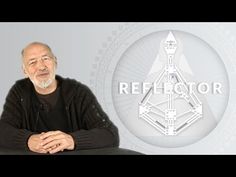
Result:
[5, 78, 32, 99]
[58, 75, 92, 94]
[14, 78, 32, 90]
[58, 75, 83, 87]
[15, 78, 29, 84]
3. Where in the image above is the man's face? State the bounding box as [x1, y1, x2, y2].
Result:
[22, 44, 57, 89]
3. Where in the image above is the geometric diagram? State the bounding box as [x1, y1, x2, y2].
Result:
[139, 31, 203, 136]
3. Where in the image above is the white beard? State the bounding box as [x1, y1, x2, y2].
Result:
[32, 77, 54, 89]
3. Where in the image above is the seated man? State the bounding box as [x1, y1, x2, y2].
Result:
[0, 42, 119, 154]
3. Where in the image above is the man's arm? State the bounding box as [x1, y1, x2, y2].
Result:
[69, 86, 119, 150]
[0, 85, 34, 151]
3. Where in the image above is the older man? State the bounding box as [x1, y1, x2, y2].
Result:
[0, 42, 119, 154]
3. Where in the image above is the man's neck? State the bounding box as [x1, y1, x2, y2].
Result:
[35, 79, 58, 95]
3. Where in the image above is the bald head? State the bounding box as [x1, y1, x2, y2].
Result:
[21, 42, 54, 59]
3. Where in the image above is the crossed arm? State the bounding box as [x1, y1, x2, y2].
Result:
[0, 83, 119, 153]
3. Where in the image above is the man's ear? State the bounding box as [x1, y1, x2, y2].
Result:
[22, 65, 29, 78]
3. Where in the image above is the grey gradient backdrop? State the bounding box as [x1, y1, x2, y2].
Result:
[1, 22, 236, 154]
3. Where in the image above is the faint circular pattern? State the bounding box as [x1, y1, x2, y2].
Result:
[90, 23, 236, 154]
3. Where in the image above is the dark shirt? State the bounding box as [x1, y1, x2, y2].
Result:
[35, 86, 69, 133]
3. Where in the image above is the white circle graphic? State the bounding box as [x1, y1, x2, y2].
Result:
[112, 30, 229, 147]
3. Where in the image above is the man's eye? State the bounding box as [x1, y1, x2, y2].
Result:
[42, 56, 50, 60]
[29, 61, 36, 66]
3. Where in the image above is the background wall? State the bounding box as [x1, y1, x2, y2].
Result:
[1, 23, 236, 154]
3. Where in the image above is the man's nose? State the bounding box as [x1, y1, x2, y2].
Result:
[37, 58, 46, 69]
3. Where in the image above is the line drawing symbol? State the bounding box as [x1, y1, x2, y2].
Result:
[139, 31, 203, 136]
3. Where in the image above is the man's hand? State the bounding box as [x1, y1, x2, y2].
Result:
[28, 133, 48, 153]
[40, 130, 75, 154]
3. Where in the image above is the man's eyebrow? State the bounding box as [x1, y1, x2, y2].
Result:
[28, 58, 37, 61]
[28, 54, 50, 61]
